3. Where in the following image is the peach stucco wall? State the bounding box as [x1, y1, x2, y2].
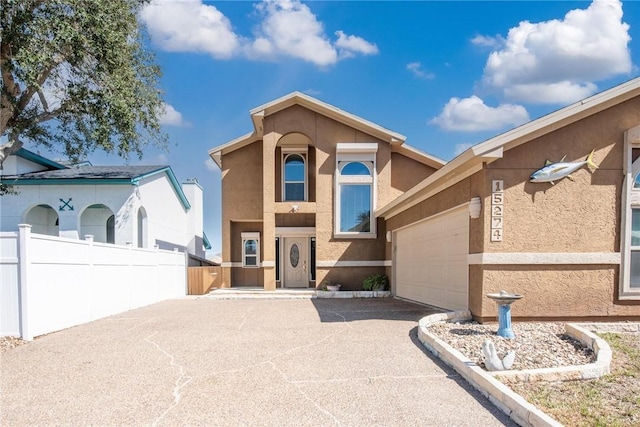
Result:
[385, 95, 640, 321]
[220, 103, 434, 289]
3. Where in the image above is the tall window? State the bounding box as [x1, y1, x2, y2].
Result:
[335, 143, 377, 238]
[242, 232, 260, 268]
[631, 209, 640, 289]
[620, 126, 640, 300]
[338, 161, 373, 233]
[284, 154, 306, 201]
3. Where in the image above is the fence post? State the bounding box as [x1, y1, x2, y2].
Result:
[18, 224, 33, 341]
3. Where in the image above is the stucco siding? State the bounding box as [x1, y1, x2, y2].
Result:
[480, 265, 640, 320]
[222, 142, 264, 221]
[390, 152, 437, 197]
[483, 110, 629, 253]
[317, 266, 386, 291]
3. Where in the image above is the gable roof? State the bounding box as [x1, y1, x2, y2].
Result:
[2, 164, 191, 210]
[377, 77, 640, 219]
[208, 92, 445, 169]
[15, 148, 68, 170]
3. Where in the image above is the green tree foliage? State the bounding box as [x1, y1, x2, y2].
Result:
[0, 0, 166, 165]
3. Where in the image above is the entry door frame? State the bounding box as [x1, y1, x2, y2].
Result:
[275, 227, 315, 289]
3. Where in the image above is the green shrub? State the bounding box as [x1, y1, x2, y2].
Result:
[362, 274, 388, 291]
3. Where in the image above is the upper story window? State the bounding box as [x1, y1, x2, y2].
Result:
[335, 143, 377, 238]
[282, 146, 308, 201]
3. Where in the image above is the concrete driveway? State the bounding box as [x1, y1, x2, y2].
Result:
[1, 298, 515, 426]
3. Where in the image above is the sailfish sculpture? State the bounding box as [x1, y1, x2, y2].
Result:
[530, 150, 598, 185]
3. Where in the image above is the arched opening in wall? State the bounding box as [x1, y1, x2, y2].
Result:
[24, 205, 59, 236]
[79, 204, 115, 243]
[137, 207, 148, 248]
[106, 215, 115, 244]
[276, 132, 315, 202]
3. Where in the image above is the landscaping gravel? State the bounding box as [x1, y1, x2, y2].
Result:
[0, 336, 25, 352]
[428, 321, 595, 371]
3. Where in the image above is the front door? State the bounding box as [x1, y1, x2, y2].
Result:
[284, 237, 308, 288]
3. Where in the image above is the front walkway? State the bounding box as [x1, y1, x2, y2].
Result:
[1, 298, 516, 426]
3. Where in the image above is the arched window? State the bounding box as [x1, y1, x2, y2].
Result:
[283, 153, 306, 201]
[337, 161, 373, 233]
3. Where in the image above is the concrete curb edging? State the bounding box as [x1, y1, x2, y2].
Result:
[418, 311, 562, 427]
[490, 323, 611, 384]
[316, 290, 391, 298]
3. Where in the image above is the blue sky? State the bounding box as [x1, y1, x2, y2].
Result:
[31, 1, 640, 255]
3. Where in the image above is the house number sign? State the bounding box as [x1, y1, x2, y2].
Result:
[491, 180, 504, 242]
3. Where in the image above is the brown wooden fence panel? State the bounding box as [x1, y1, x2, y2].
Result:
[187, 266, 222, 295]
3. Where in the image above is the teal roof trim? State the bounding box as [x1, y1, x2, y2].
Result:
[16, 149, 68, 170]
[131, 167, 191, 210]
[203, 231, 212, 250]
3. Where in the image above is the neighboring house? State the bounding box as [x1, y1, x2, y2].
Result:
[0, 149, 211, 260]
[208, 92, 444, 290]
[211, 79, 640, 322]
[379, 77, 640, 322]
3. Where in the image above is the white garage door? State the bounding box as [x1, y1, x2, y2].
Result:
[394, 205, 469, 311]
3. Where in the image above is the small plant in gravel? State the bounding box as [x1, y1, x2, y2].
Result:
[362, 274, 388, 291]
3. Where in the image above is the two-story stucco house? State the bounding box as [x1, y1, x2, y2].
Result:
[208, 92, 444, 291]
[211, 79, 640, 323]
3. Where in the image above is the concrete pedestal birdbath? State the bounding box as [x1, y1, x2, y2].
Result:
[486, 290, 523, 339]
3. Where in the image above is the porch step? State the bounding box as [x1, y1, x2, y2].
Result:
[205, 287, 316, 300]
[204, 287, 392, 300]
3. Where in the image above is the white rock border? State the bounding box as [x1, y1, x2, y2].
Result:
[417, 311, 614, 427]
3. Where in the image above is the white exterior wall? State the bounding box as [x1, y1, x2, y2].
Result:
[135, 174, 189, 250]
[0, 174, 195, 252]
[1, 156, 48, 175]
[0, 184, 132, 239]
[182, 179, 204, 257]
[0, 227, 186, 340]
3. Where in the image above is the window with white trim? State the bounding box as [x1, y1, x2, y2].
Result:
[630, 208, 640, 289]
[620, 125, 640, 299]
[281, 146, 308, 202]
[242, 232, 260, 268]
[335, 143, 377, 238]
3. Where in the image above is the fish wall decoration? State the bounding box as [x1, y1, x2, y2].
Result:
[530, 150, 598, 185]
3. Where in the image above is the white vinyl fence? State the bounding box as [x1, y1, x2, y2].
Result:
[1, 224, 186, 341]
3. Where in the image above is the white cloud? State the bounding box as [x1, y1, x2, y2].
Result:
[159, 103, 187, 127]
[140, 0, 240, 58]
[504, 81, 598, 105]
[471, 35, 502, 49]
[481, 0, 632, 104]
[430, 95, 530, 132]
[141, 0, 377, 67]
[335, 30, 378, 58]
[407, 62, 435, 79]
[248, 0, 337, 65]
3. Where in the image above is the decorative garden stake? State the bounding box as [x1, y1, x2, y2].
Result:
[486, 290, 523, 339]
